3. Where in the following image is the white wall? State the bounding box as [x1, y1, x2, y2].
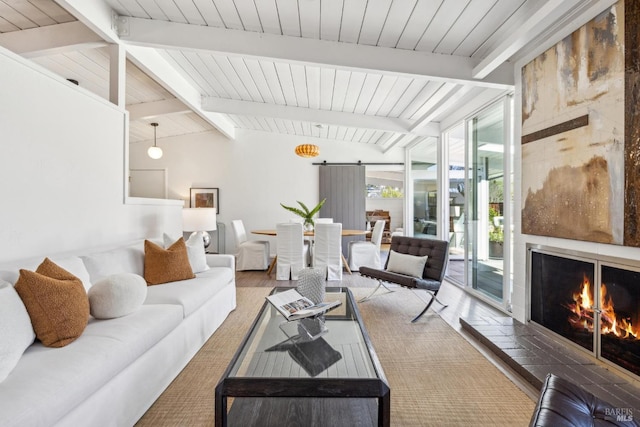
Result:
[0, 47, 182, 263]
[129, 129, 403, 254]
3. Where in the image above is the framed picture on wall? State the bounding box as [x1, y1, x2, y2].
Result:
[190, 187, 219, 213]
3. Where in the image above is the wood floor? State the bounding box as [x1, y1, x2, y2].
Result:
[234, 266, 539, 400]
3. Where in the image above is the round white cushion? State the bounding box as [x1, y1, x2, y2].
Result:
[0, 280, 35, 382]
[88, 273, 147, 319]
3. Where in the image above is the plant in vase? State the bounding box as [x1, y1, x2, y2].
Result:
[280, 199, 326, 231]
[488, 206, 504, 258]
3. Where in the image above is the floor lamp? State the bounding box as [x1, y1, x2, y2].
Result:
[182, 208, 217, 249]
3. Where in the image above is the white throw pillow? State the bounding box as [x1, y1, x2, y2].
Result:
[88, 273, 147, 319]
[163, 233, 210, 274]
[0, 280, 35, 382]
[386, 250, 428, 277]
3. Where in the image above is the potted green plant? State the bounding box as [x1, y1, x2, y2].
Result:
[280, 199, 326, 231]
[488, 206, 504, 259]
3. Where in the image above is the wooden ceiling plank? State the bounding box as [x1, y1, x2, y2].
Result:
[376, 0, 418, 48]
[319, 67, 335, 111]
[180, 51, 226, 97]
[0, 21, 106, 57]
[415, 0, 471, 53]
[28, 0, 77, 23]
[244, 58, 276, 103]
[274, 61, 297, 105]
[233, 0, 263, 32]
[327, 125, 338, 140]
[351, 128, 366, 142]
[395, 0, 441, 50]
[335, 126, 347, 141]
[434, 0, 497, 55]
[338, 0, 366, 43]
[228, 56, 265, 102]
[395, 80, 442, 120]
[106, 0, 147, 18]
[212, 0, 243, 29]
[375, 75, 413, 116]
[290, 63, 309, 108]
[410, 85, 475, 132]
[134, 0, 168, 20]
[282, 120, 296, 135]
[353, 73, 382, 115]
[0, 15, 20, 32]
[365, 74, 398, 116]
[298, 0, 319, 39]
[330, 69, 350, 111]
[0, 2, 38, 30]
[4, 0, 55, 27]
[341, 71, 366, 113]
[320, 0, 343, 42]
[191, 0, 225, 27]
[213, 55, 253, 100]
[172, 0, 206, 25]
[119, 17, 514, 87]
[153, 0, 188, 24]
[305, 65, 321, 109]
[452, 0, 524, 57]
[254, 0, 281, 35]
[408, 82, 458, 121]
[274, 0, 300, 36]
[357, 0, 392, 46]
[260, 60, 287, 105]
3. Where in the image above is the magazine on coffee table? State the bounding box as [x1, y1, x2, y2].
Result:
[266, 289, 341, 321]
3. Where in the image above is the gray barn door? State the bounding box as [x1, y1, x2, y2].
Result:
[319, 165, 366, 256]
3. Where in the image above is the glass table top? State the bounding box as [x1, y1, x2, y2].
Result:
[228, 287, 378, 379]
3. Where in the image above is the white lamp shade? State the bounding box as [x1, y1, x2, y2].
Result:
[147, 146, 163, 159]
[182, 208, 217, 232]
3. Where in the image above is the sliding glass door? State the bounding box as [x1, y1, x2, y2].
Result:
[467, 100, 508, 302]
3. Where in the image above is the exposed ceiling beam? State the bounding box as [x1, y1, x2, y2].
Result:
[127, 46, 235, 139]
[127, 98, 190, 121]
[410, 86, 476, 132]
[202, 97, 440, 138]
[52, 0, 236, 139]
[118, 17, 514, 89]
[472, 0, 584, 79]
[0, 21, 106, 57]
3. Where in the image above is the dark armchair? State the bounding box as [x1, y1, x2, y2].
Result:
[359, 236, 449, 322]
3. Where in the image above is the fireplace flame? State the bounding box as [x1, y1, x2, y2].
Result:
[566, 276, 638, 340]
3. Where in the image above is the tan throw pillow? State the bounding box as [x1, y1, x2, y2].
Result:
[144, 239, 195, 285]
[14, 258, 90, 348]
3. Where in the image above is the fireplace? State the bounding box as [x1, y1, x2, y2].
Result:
[529, 246, 640, 378]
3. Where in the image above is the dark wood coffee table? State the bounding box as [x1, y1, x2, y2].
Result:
[215, 287, 390, 426]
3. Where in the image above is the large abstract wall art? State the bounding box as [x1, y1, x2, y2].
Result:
[521, 1, 629, 245]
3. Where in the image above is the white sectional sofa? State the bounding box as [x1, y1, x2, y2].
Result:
[0, 238, 236, 427]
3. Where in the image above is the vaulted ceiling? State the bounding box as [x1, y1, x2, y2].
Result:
[0, 0, 611, 150]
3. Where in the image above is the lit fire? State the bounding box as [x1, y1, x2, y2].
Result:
[565, 276, 639, 340]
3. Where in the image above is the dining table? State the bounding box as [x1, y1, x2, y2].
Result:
[251, 229, 369, 276]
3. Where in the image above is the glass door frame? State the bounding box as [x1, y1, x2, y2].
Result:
[403, 94, 513, 314]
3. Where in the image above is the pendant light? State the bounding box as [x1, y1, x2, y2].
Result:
[147, 122, 163, 159]
[295, 144, 319, 157]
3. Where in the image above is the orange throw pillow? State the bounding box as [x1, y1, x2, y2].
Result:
[144, 239, 195, 285]
[14, 258, 90, 348]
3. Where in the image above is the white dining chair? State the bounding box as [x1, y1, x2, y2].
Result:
[315, 218, 333, 224]
[231, 220, 270, 271]
[348, 220, 385, 271]
[313, 222, 343, 281]
[276, 222, 307, 280]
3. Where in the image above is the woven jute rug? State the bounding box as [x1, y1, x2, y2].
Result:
[136, 287, 535, 426]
